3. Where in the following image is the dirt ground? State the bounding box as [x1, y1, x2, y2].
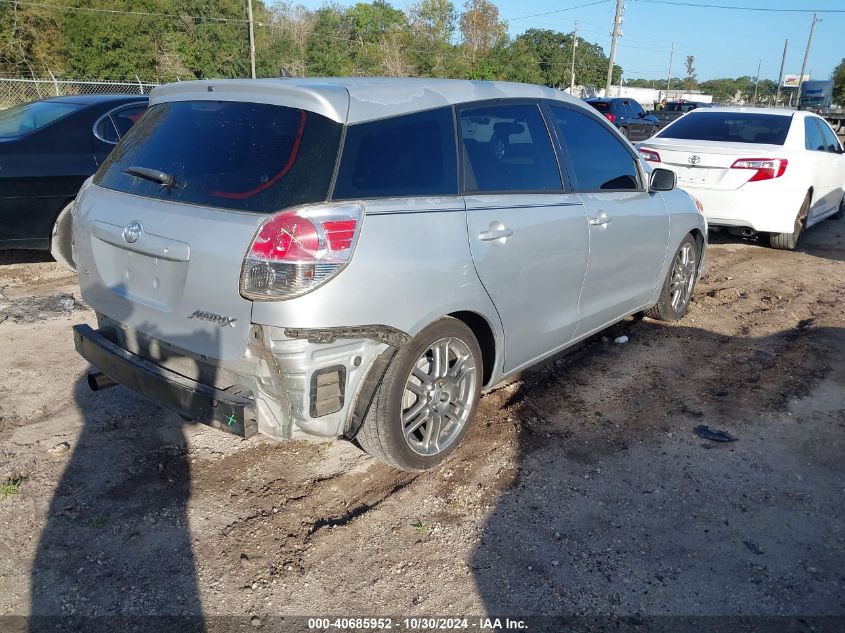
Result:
[0, 219, 843, 629]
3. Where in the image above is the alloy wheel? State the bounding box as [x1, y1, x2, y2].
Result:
[670, 242, 697, 312]
[401, 337, 478, 456]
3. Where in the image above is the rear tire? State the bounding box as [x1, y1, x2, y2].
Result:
[769, 192, 810, 251]
[50, 201, 76, 272]
[645, 233, 699, 322]
[356, 317, 482, 471]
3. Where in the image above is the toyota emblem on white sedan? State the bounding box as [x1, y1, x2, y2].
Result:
[688, 155, 701, 165]
[122, 220, 143, 244]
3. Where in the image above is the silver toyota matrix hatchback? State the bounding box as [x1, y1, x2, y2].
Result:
[72, 78, 707, 471]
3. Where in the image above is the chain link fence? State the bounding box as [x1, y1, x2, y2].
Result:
[0, 77, 160, 109]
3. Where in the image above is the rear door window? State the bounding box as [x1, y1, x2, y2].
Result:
[550, 105, 640, 191]
[815, 118, 841, 153]
[332, 107, 457, 199]
[459, 103, 562, 192]
[96, 101, 342, 213]
[658, 111, 791, 144]
[804, 117, 826, 151]
[94, 103, 147, 144]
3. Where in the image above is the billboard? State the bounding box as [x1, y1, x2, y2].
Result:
[783, 74, 810, 88]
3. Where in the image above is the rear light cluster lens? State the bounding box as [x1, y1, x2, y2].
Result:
[638, 148, 661, 162]
[730, 158, 788, 182]
[240, 202, 365, 300]
[603, 113, 617, 123]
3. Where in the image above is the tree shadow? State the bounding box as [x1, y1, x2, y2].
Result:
[29, 287, 216, 632]
[471, 315, 845, 627]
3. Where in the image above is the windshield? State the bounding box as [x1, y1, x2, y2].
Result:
[657, 111, 791, 145]
[95, 101, 343, 213]
[0, 101, 82, 137]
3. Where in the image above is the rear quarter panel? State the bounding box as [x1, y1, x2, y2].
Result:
[250, 197, 506, 381]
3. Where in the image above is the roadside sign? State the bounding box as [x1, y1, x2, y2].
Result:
[783, 74, 810, 88]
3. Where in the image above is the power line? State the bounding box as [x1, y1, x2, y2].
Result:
[506, 0, 612, 22]
[636, 0, 845, 13]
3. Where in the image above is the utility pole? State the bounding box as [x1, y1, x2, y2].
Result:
[775, 38, 787, 106]
[247, 0, 257, 79]
[797, 12, 819, 108]
[570, 22, 578, 92]
[605, 0, 624, 94]
[666, 42, 675, 101]
[752, 59, 761, 104]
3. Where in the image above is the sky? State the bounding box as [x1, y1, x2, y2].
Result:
[294, 0, 845, 82]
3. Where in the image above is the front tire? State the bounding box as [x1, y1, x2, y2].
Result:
[833, 196, 844, 220]
[356, 317, 482, 471]
[769, 192, 810, 250]
[646, 234, 699, 321]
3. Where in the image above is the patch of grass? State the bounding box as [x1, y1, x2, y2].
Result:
[91, 516, 108, 529]
[1, 476, 22, 499]
[411, 518, 428, 534]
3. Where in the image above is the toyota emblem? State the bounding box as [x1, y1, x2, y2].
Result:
[688, 155, 701, 165]
[122, 220, 143, 244]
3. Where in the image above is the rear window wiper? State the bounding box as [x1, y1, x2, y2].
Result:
[123, 166, 181, 189]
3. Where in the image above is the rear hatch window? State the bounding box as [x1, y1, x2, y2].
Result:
[657, 111, 791, 145]
[588, 101, 611, 112]
[95, 101, 343, 213]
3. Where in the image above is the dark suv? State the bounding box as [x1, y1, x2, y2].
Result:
[584, 98, 658, 141]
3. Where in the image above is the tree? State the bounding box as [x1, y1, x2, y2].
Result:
[305, 5, 352, 76]
[459, 0, 505, 60]
[409, 0, 456, 43]
[683, 54, 697, 90]
[833, 58, 845, 106]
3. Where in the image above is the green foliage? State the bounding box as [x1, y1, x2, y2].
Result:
[1, 476, 22, 499]
[0, 0, 620, 87]
[833, 59, 845, 106]
[683, 55, 697, 90]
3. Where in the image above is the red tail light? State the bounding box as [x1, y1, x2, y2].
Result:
[241, 202, 365, 300]
[638, 148, 661, 162]
[604, 113, 616, 123]
[730, 158, 788, 182]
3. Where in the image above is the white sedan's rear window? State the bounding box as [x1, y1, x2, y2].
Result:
[657, 111, 791, 145]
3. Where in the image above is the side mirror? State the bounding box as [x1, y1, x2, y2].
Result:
[638, 111, 645, 118]
[650, 168, 676, 192]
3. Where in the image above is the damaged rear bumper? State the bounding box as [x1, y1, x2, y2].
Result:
[73, 324, 258, 437]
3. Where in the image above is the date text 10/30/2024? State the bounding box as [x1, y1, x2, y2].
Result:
[307, 618, 528, 630]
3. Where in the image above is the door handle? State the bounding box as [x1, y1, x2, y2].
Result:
[588, 214, 612, 227]
[479, 223, 514, 242]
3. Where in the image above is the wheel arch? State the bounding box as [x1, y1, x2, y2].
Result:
[447, 310, 497, 388]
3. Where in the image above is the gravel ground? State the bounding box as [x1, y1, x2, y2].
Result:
[0, 219, 843, 630]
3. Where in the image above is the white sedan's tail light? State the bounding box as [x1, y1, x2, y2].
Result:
[240, 202, 365, 300]
[639, 148, 661, 162]
[730, 158, 788, 182]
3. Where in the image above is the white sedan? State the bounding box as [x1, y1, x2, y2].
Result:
[637, 107, 845, 249]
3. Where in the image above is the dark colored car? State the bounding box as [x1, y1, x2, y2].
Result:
[653, 100, 713, 130]
[584, 98, 658, 141]
[0, 94, 148, 267]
